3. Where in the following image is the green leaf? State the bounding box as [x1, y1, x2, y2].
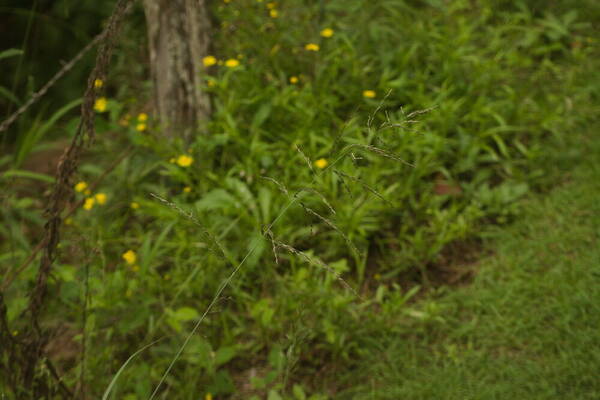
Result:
[102, 339, 162, 400]
[1, 169, 55, 183]
[174, 307, 199, 321]
[293, 384, 307, 400]
[214, 346, 237, 367]
[195, 189, 239, 211]
[268, 389, 283, 400]
[0, 85, 20, 105]
[251, 103, 272, 130]
[14, 98, 81, 167]
[0, 48, 23, 61]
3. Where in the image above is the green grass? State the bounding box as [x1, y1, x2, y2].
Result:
[343, 125, 600, 399]
[2, 0, 600, 398]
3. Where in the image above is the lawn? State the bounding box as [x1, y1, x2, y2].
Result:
[344, 121, 600, 399]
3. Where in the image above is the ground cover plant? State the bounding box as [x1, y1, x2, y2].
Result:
[1, 0, 598, 398]
[344, 113, 600, 399]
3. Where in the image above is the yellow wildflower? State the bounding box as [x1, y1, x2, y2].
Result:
[289, 76, 299, 84]
[94, 97, 107, 113]
[183, 186, 192, 193]
[176, 155, 194, 167]
[74, 181, 88, 193]
[130, 202, 140, 209]
[363, 90, 376, 98]
[320, 28, 334, 38]
[83, 197, 95, 210]
[305, 43, 320, 51]
[136, 123, 146, 132]
[225, 58, 240, 68]
[224, 0, 231, 3]
[137, 113, 148, 122]
[207, 79, 216, 87]
[269, 9, 278, 18]
[205, 394, 213, 400]
[94, 79, 103, 89]
[315, 158, 328, 169]
[203, 55, 217, 67]
[122, 250, 137, 265]
[266, 2, 276, 9]
[95, 193, 107, 205]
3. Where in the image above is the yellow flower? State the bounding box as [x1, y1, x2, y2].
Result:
[363, 90, 376, 98]
[289, 76, 299, 84]
[136, 123, 146, 132]
[314, 158, 328, 169]
[137, 113, 148, 122]
[177, 155, 194, 167]
[130, 202, 140, 209]
[205, 394, 213, 400]
[266, 2, 276, 9]
[305, 43, 320, 51]
[225, 58, 240, 68]
[94, 79, 103, 89]
[122, 250, 137, 265]
[183, 186, 192, 193]
[224, 0, 231, 3]
[95, 193, 107, 205]
[207, 79, 216, 87]
[320, 28, 334, 38]
[94, 97, 108, 113]
[269, 9, 278, 18]
[203, 55, 217, 67]
[94, 193, 107, 205]
[74, 181, 88, 193]
[83, 197, 95, 210]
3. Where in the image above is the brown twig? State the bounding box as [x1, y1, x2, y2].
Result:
[0, 34, 105, 134]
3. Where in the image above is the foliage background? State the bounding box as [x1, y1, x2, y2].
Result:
[1, 0, 599, 398]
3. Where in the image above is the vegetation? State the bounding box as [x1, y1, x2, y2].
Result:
[1, 0, 598, 398]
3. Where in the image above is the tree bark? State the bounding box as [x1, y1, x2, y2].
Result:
[143, 0, 212, 140]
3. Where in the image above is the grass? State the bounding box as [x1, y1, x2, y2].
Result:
[1, 0, 600, 398]
[343, 123, 600, 399]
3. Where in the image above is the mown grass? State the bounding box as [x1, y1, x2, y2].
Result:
[342, 120, 600, 399]
[1, 0, 599, 398]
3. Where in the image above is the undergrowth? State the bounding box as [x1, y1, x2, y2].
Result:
[1, 0, 598, 398]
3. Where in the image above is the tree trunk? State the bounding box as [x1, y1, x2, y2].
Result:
[143, 0, 212, 140]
